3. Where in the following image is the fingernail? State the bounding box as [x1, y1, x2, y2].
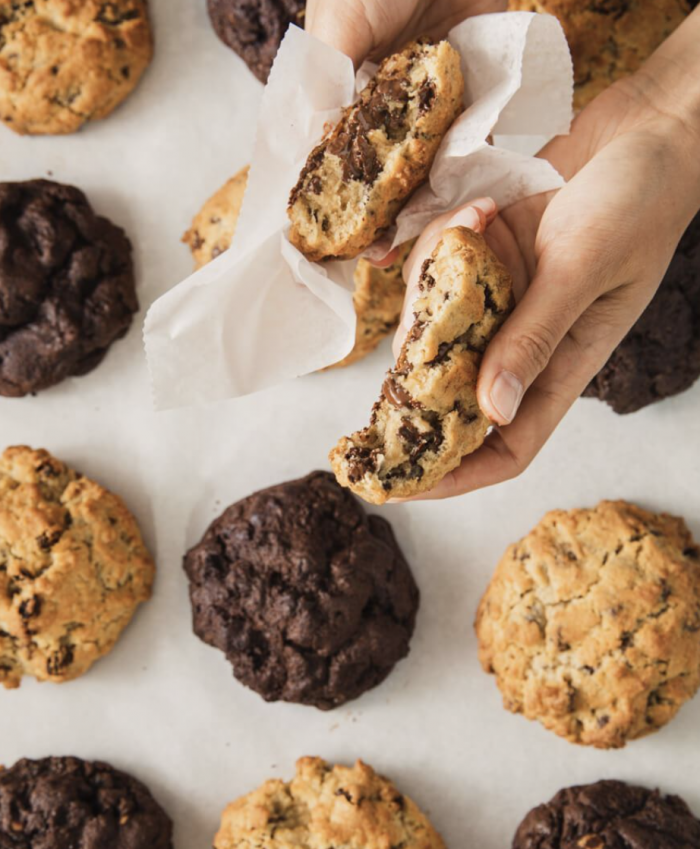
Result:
[489, 371, 523, 424]
[469, 197, 498, 220]
[445, 207, 483, 231]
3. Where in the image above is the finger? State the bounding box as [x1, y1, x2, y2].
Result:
[391, 198, 498, 358]
[362, 237, 401, 268]
[304, 0, 375, 66]
[397, 293, 636, 501]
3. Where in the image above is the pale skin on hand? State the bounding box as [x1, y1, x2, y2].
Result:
[307, 2, 700, 501]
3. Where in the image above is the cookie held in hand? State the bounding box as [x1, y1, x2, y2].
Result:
[183, 471, 419, 709]
[330, 226, 513, 504]
[214, 757, 446, 849]
[0, 446, 155, 689]
[288, 38, 464, 262]
[512, 780, 700, 849]
[476, 500, 700, 749]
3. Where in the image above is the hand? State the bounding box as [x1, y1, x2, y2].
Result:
[391, 11, 700, 500]
[305, 0, 506, 67]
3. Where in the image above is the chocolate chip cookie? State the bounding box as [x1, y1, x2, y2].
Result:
[214, 757, 446, 849]
[330, 226, 513, 504]
[0, 446, 155, 689]
[585, 210, 700, 414]
[288, 39, 464, 262]
[0, 756, 173, 849]
[207, 0, 305, 83]
[475, 500, 700, 749]
[508, 0, 692, 110]
[183, 471, 419, 710]
[0, 179, 138, 397]
[183, 167, 411, 367]
[0, 0, 153, 135]
[513, 780, 700, 849]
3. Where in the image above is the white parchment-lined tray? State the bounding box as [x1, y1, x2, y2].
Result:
[1, 1, 699, 846]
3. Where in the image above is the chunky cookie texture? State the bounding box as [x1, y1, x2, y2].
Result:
[0, 757, 173, 849]
[183, 471, 419, 709]
[288, 39, 464, 262]
[207, 0, 305, 83]
[183, 167, 411, 367]
[0, 0, 153, 135]
[330, 227, 513, 505]
[585, 210, 700, 414]
[0, 179, 138, 398]
[214, 757, 446, 849]
[508, 0, 691, 110]
[476, 500, 700, 749]
[0, 446, 155, 689]
[513, 780, 700, 849]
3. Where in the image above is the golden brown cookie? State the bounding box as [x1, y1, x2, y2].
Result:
[0, 0, 153, 136]
[183, 168, 411, 367]
[508, 0, 692, 110]
[0, 446, 155, 689]
[330, 226, 513, 505]
[288, 39, 464, 262]
[214, 757, 446, 849]
[475, 500, 700, 749]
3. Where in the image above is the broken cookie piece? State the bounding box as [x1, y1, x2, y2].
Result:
[330, 226, 513, 504]
[288, 39, 464, 262]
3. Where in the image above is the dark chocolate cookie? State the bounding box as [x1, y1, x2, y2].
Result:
[0, 756, 173, 849]
[0, 179, 138, 398]
[513, 780, 700, 849]
[183, 470, 419, 709]
[206, 0, 305, 83]
[584, 210, 700, 414]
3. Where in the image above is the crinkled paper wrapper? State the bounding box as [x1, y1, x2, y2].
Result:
[144, 12, 573, 410]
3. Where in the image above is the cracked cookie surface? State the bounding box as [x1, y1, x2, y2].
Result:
[183, 167, 411, 368]
[0, 445, 154, 689]
[475, 500, 700, 749]
[288, 38, 463, 261]
[214, 757, 446, 849]
[183, 471, 418, 710]
[585, 210, 700, 414]
[330, 226, 513, 505]
[513, 779, 700, 849]
[0, 179, 138, 398]
[207, 0, 305, 83]
[0, 0, 153, 135]
[508, 0, 692, 110]
[0, 756, 173, 849]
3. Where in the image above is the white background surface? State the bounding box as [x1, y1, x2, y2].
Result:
[1, 1, 699, 846]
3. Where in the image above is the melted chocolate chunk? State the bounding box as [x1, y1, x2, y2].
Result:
[382, 376, 414, 408]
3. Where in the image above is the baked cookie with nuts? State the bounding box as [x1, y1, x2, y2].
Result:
[476, 500, 700, 748]
[288, 38, 464, 262]
[0, 0, 153, 135]
[0, 445, 154, 689]
[330, 226, 513, 504]
[183, 167, 411, 367]
[214, 757, 445, 849]
[508, 0, 692, 110]
[0, 756, 173, 849]
[513, 780, 700, 849]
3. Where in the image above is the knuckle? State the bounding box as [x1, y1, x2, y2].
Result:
[510, 326, 555, 376]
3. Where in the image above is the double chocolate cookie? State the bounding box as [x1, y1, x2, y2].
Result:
[0, 446, 155, 689]
[0, 756, 173, 849]
[0, 0, 153, 135]
[214, 757, 446, 849]
[288, 38, 464, 261]
[508, 0, 692, 110]
[207, 0, 306, 83]
[183, 471, 419, 709]
[585, 210, 700, 414]
[0, 179, 138, 398]
[513, 780, 700, 849]
[476, 500, 700, 748]
[331, 226, 513, 504]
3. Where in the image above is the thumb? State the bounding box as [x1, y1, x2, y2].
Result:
[477, 257, 598, 425]
[305, 1, 375, 66]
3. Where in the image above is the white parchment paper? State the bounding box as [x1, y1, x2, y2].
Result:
[144, 12, 573, 410]
[2, 4, 699, 849]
